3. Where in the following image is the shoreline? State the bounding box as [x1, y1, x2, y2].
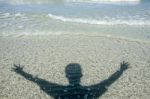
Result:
[1, 33, 150, 44]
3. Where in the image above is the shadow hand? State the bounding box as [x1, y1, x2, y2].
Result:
[12, 64, 24, 73]
[120, 61, 129, 71]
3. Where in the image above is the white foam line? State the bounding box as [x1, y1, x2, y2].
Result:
[0, 13, 11, 18]
[48, 13, 150, 26]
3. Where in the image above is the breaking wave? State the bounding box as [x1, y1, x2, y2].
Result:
[47, 13, 150, 26]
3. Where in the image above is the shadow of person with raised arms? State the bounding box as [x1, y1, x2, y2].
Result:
[12, 61, 129, 99]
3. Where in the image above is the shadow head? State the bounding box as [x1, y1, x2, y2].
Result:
[65, 63, 83, 86]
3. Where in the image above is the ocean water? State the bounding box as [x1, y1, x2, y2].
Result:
[0, 0, 150, 42]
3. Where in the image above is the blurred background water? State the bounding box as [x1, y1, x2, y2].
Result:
[0, 0, 150, 41]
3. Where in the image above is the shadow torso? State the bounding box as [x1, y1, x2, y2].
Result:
[54, 85, 107, 99]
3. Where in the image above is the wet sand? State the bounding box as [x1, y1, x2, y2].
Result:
[0, 35, 150, 99]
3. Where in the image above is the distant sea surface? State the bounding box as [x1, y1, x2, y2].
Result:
[0, 0, 150, 42]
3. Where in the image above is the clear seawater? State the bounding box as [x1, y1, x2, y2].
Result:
[0, 0, 150, 42]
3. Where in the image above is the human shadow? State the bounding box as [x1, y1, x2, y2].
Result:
[12, 61, 129, 99]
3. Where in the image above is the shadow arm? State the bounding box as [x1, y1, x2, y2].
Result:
[89, 62, 129, 91]
[87, 62, 129, 98]
[102, 61, 129, 87]
[12, 64, 65, 97]
[12, 64, 39, 82]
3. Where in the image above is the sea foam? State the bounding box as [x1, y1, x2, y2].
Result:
[48, 13, 150, 26]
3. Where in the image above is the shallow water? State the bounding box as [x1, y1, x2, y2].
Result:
[0, 0, 150, 41]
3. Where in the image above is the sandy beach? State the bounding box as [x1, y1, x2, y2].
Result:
[0, 35, 150, 99]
